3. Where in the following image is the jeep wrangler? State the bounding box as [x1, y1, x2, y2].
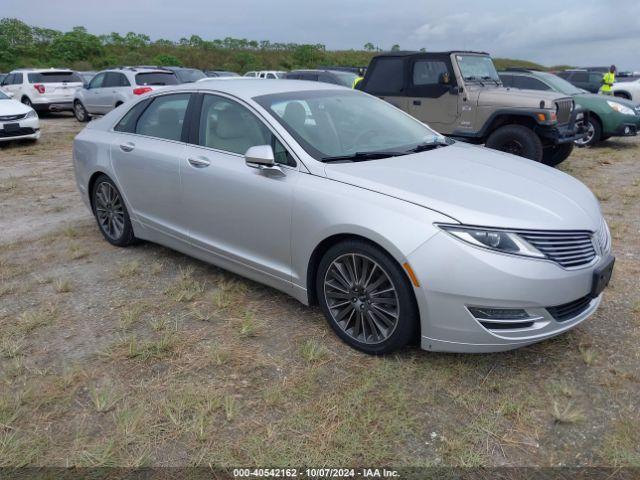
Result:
[358, 51, 586, 165]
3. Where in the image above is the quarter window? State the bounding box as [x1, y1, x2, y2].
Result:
[89, 73, 106, 89]
[365, 57, 405, 95]
[198, 94, 295, 166]
[135, 93, 190, 141]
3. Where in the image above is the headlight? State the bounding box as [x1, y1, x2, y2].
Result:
[607, 101, 635, 116]
[438, 224, 545, 258]
[25, 109, 38, 119]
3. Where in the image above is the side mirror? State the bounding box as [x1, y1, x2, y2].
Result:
[449, 85, 461, 95]
[245, 145, 276, 169]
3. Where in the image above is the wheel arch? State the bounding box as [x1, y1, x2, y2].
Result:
[87, 170, 110, 211]
[483, 114, 538, 139]
[613, 90, 632, 100]
[306, 232, 416, 307]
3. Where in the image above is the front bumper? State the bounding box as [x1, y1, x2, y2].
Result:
[407, 231, 611, 353]
[0, 116, 41, 142]
[538, 107, 588, 144]
[610, 122, 639, 137]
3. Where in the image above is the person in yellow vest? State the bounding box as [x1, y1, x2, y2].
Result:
[601, 65, 616, 95]
[352, 68, 365, 89]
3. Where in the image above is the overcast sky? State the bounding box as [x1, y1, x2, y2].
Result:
[4, 0, 640, 69]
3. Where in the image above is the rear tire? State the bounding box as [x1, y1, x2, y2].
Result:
[316, 239, 419, 355]
[485, 125, 544, 162]
[91, 175, 137, 247]
[542, 143, 574, 167]
[74, 101, 90, 123]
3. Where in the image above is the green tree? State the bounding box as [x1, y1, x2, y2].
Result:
[364, 42, 375, 51]
[390, 44, 400, 52]
[153, 54, 182, 66]
[49, 27, 103, 63]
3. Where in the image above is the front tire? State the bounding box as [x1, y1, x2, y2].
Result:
[574, 117, 601, 147]
[542, 143, 574, 167]
[91, 175, 136, 247]
[74, 101, 90, 123]
[316, 240, 419, 355]
[485, 125, 544, 162]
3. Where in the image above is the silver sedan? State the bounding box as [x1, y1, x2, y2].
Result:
[72, 80, 614, 354]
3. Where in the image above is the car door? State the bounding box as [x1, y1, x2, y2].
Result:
[406, 56, 461, 128]
[106, 72, 131, 107]
[110, 93, 191, 239]
[83, 73, 107, 112]
[181, 93, 299, 283]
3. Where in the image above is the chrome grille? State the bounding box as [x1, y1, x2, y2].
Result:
[519, 230, 596, 268]
[0, 113, 26, 121]
[555, 98, 573, 124]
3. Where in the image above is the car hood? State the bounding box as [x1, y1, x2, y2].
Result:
[478, 86, 565, 108]
[573, 92, 638, 109]
[0, 99, 32, 116]
[323, 142, 601, 231]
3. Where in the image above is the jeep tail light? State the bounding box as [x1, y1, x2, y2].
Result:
[33, 84, 45, 94]
[133, 87, 152, 95]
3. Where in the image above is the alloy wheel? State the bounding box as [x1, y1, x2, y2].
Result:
[323, 253, 399, 344]
[575, 122, 595, 146]
[94, 182, 125, 241]
[75, 102, 87, 120]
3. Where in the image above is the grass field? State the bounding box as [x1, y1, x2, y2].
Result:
[0, 115, 639, 467]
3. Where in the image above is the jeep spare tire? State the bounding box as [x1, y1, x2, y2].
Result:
[485, 125, 544, 162]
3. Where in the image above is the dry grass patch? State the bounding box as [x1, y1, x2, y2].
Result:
[118, 260, 141, 278]
[53, 278, 72, 293]
[551, 401, 585, 424]
[165, 266, 206, 302]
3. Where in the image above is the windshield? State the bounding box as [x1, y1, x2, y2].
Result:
[537, 72, 583, 95]
[456, 55, 501, 83]
[332, 72, 358, 87]
[254, 90, 445, 161]
[0, 91, 9, 100]
[176, 69, 206, 83]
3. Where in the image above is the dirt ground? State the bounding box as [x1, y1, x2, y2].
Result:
[1, 115, 639, 468]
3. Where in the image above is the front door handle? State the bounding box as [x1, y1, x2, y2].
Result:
[119, 142, 135, 152]
[188, 156, 211, 168]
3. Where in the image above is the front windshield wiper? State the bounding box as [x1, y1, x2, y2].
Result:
[320, 151, 408, 163]
[464, 76, 485, 86]
[481, 76, 501, 86]
[405, 140, 449, 153]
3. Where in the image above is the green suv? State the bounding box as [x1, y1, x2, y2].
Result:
[500, 69, 640, 146]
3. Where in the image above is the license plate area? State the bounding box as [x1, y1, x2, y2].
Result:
[591, 255, 615, 298]
[2, 123, 20, 132]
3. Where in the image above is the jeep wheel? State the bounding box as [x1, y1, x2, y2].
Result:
[542, 143, 574, 167]
[485, 125, 543, 162]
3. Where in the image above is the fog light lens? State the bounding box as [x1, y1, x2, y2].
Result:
[467, 307, 530, 320]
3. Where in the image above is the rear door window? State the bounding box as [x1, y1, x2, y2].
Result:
[135, 72, 179, 86]
[135, 93, 190, 141]
[104, 72, 130, 88]
[364, 57, 405, 95]
[13, 73, 23, 84]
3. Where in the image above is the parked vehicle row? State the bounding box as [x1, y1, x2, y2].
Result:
[499, 69, 640, 146]
[357, 51, 586, 165]
[0, 68, 83, 113]
[72, 79, 615, 354]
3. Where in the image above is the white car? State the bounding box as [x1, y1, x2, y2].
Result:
[607, 79, 640, 102]
[244, 70, 287, 79]
[0, 68, 83, 113]
[73, 67, 179, 122]
[0, 89, 40, 142]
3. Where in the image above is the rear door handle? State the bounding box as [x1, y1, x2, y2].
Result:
[413, 100, 422, 106]
[119, 142, 135, 152]
[188, 156, 211, 168]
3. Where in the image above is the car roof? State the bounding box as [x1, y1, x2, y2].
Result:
[11, 68, 74, 73]
[288, 69, 350, 74]
[104, 67, 174, 74]
[373, 50, 489, 57]
[163, 78, 345, 98]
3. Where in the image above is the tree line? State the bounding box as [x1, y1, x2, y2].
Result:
[0, 18, 554, 73]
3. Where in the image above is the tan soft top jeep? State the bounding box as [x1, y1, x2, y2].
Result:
[358, 51, 586, 166]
